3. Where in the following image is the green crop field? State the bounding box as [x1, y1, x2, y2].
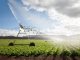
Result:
[0, 39, 80, 56]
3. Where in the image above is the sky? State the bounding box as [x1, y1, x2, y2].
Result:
[0, 0, 18, 29]
[0, 0, 80, 36]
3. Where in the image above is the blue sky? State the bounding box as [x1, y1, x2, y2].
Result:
[0, 0, 18, 29]
[0, 0, 54, 30]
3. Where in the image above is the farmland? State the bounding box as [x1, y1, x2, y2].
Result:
[0, 39, 80, 57]
[0, 39, 54, 56]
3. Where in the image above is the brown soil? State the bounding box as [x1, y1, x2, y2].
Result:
[0, 55, 80, 60]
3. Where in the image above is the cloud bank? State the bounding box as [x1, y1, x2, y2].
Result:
[0, 29, 17, 36]
[22, 0, 80, 17]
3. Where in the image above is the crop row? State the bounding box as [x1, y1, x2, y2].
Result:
[0, 39, 80, 56]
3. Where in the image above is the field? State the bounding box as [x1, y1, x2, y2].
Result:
[0, 39, 80, 57]
[0, 39, 80, 60]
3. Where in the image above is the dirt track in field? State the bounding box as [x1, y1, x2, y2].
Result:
[0, 55, 80, 60]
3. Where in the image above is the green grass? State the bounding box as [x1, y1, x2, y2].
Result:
[0, 39, 80, 56]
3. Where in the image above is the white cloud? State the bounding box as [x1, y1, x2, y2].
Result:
[21, 0, 80, 17]
[0, 29, 17, 36]
[8, 0, 80, 35]
[48, 8, 80, 26]
[8, 0, 58, 30]
[21, 0, 80, 25]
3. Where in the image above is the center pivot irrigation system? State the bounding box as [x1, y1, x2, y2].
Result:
[17, 23, 40, 37]
[8, 2, 41, 37]
[15, 20, 42, 37]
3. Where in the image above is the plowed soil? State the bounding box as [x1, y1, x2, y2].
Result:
[0, 55, 80, 60]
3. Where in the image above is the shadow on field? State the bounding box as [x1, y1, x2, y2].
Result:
[0, 55, 80, 60]
[14, 44, 29, 45]
[8, 42, 35, 46]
